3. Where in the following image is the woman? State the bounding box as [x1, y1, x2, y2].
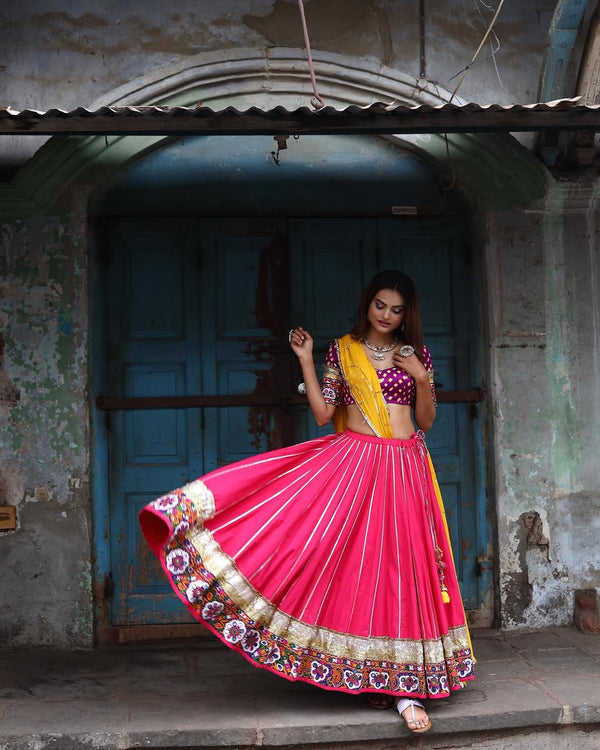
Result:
[139, 270, 475, 734]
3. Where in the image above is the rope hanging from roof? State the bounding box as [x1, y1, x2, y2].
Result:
[298, 0, 325, 110]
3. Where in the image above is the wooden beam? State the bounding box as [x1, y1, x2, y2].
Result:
[1, 102, 599, 136]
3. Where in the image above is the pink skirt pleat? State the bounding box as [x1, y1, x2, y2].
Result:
[139, 430, 475, 698]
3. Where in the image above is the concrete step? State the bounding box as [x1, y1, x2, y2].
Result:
[0, 627, 599, 750]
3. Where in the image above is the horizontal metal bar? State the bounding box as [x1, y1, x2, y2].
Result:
[96, 389, 483, 411]
[96, 395, 301, 410]
[438, 389, 484, 403]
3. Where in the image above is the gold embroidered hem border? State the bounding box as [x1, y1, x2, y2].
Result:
[190, 526, 471, 665]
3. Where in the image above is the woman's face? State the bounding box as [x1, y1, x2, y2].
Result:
[367, 288, 406, 336]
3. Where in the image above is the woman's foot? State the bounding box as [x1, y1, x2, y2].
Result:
[367, 693, 393, 710]
[395, 698, 432, 733]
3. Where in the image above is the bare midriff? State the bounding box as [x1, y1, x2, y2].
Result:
[345, 403, 415, 440]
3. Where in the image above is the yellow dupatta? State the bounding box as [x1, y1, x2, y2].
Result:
[332, 334, 394, 438]
[332, 335, 458, 606]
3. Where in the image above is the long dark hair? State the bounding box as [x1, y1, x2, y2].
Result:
[350, 270, 424, 356]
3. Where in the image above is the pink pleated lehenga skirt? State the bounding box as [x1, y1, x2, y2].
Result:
[139, 429, 475, 698]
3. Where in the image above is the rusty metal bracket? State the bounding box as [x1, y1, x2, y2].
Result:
[437, 388, 484, 403]
[476, 550, 494, 577]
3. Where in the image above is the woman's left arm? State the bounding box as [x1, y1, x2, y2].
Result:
[391, 349, 436, 432]
[412, 370, 436, 432]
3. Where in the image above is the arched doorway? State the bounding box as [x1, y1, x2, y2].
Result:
[91, 131, 487, 639]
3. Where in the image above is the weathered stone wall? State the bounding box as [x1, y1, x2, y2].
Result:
[1, 1, 554, 109]
[486, 182, 600, 628]
[0, 211, 93, 647]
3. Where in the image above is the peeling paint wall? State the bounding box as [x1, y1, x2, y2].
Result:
[0, 1, 554, 109]
[0, 211, 93, 647]
[0, 1, 599, 645]
[487, 184, 600, 628]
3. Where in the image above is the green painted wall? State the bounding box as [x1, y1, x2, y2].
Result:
[0, 212, 93, 647]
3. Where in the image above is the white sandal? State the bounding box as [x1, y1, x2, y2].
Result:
[395, 698, 432, 733]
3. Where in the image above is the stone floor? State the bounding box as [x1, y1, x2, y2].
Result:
[0, 626, 599, 750]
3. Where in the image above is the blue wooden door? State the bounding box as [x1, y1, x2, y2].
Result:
[99, 216, 484, 626]
[104, 220, 202, 625]
[198, 220, 291, 468]
[102, 219, 290, 625]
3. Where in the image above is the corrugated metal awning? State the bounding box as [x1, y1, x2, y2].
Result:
[0, 98, 599, 136]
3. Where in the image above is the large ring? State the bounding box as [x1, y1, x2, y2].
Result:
[288, 328, 295, 343]
[399, 345, 414, 358]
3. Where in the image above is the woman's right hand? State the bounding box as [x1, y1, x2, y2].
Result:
[289, 326, 314, 361]
[289, 326, 334, 427]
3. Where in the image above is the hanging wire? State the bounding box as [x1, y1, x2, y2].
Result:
[443, 0, 506, 190]
[298, 0, 325, 110]
[472, 0, 513, 104]
[447, 33, 501, 83]
[448, 0, 506, 104]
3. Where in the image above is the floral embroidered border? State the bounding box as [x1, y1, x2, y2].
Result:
[151, 491, 475, 698]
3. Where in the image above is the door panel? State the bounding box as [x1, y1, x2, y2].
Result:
[103, 219, 289, 624]
[106, 221, 203, 624]
[124, 366, 186, 463]
[200, 221, 289, 468]
[289, 219, 379, 442]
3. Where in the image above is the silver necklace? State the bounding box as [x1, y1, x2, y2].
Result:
[362, 337, 398, 361]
